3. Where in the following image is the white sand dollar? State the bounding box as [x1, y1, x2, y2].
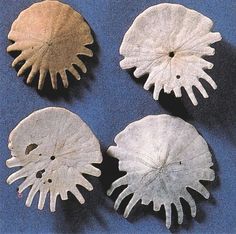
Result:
[6, 107, 102, 212]
[120, 3, 222, 105]
[107, 115, 215, 228]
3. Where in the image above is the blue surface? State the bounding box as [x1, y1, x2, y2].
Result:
[0, 0, 236, 233]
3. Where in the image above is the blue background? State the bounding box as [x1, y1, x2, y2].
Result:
[0, 0, 236, 233]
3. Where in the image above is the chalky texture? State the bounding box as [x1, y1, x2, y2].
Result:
[108, 115, 215, 228]
[6, 107, 102, 212]
[7, 0, 93, 89]
[120, 3, 222, 105]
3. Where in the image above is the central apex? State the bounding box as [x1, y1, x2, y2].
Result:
[168, 51, 175, 58]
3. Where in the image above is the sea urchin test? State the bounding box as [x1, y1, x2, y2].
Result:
[107, 115, 215, 228]
[7, 0, 94, 90]
[120, 3, 221, 105]
[6, 107, 102, 212]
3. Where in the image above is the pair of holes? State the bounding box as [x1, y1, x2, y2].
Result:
[168, 52, 181, 80]
[36, 156, 55, 181]
[25, 144, 55, 185]
[33, 151, 55, 183]
[35, 169, 52, 183]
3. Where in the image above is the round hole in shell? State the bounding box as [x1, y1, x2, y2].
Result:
[168, 51, 175, 58]
[50, 156, 55, 160]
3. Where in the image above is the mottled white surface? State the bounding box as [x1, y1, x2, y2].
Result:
[107, 115, 215, 228]
[120, 3, 222, 105]
[7, 0, 93, 90]
[6, 107, 102, 212]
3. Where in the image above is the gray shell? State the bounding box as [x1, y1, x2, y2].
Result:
[107, 115, 215, 228]
[6, 107, 102, 212]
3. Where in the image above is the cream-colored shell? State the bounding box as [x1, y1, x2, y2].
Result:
[7, 0, 93, 90]
[107, 115, 215, 228]
[120, 3, 222, 105]
[6, 107, 102, 212]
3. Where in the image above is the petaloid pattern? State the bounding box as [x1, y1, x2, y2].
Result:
[6, 107, 102, 212]
[120, 3, 222, 105]
[107, 115, 215, 228]
[7, 0, 94, 89]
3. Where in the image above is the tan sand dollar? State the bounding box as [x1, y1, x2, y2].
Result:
[107, 115, 215, 228]
[120, 3, 222, 105]
[6, 107, 102, 212]
[7, 0, 94, 90]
